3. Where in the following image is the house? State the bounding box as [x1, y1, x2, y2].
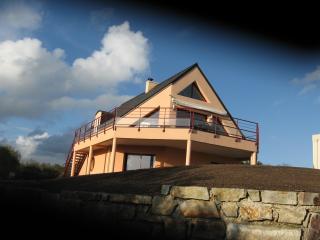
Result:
[312, 134, 320, 169]
[64, 63, 259, 177]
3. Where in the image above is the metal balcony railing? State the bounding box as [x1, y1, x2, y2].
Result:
[73, 107, 259, 148]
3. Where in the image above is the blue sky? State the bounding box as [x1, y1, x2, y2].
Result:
[0, 0, 319, 167]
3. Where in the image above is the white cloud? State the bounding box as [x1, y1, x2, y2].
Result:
[0, 1, 42, 40]
[15, 131, 49, 159]
[292, 66, 320, 95]
[0, 38, 71, 118]
[71, 21, 149, 90]
[0, 21, 150, 120]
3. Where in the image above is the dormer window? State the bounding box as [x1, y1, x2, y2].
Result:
[178, 82, 206, 101]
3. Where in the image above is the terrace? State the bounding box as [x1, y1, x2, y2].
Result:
[73, 107, 258, 147]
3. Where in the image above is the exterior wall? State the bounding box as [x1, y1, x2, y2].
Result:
[313, 134, 320, 169]
[171, 67, 241, 137]
[116, 84, 173, 127]
[171, 67, 226, 112]
[79, 148, 111, 176]
[79, 155, 88, 175]
[79, 145, 243, 175]
[161, 147, 240, 167]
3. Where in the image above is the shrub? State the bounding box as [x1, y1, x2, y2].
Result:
[17, 161, 64, 180]
[0, 145, 21, 179]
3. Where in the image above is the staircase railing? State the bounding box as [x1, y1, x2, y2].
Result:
[63, 132, 77, 177]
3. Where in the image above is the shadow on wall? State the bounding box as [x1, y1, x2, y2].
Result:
[0, 184, 319, 240]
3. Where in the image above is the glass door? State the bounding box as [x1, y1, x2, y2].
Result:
[125, 154, 155, 171]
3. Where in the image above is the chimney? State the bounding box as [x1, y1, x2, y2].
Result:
[145, 78, 158, 93]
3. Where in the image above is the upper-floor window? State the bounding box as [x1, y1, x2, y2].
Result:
[178, 82, 206, 101]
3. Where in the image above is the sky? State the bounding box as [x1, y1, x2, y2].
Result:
[0, 0, 319, 167]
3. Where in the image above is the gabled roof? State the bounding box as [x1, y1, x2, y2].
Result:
[116, 63, 198, 117]
[114, 63, 235, 125]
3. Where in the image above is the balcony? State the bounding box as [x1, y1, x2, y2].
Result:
[73, 107, 259, 149]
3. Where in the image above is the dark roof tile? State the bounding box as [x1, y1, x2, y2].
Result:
[116, 63, 198, 117]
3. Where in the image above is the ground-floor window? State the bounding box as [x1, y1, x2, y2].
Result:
[124, 154, 155, 171]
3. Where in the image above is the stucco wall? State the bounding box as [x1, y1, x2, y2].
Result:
[79, 145, 242, 175]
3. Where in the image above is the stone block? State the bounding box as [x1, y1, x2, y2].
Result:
[109, 193, 152, 205]
[303, 213, 320, 240]
[226, 223, 302, 240]
[221, 202, 239, 218]
[192, 220, 225, 240]
[161, 185, 171, 195]
[261, 190, 297, 205]
[239, 200, 273, 221]
[117, 204, 136, 220]
[211, 188, 246, 202]
[179, 200, 220, 218]
[248, 189, 261, 202]
[76, 191, 101, 201]
[276, 206, 306, 224]
[298, 192, 320, 206]
[151, 195, 177, 215]
[171, 186, 209, 200]
[101, 202, 136, 220]
[136, 212, 168, 223]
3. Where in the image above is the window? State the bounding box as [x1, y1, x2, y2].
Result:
[131, 108, 160, 127]
[176, 109, 191, 127]
[210, 116, 227, 135]
[176, 109, 208, 127]
[140, 108, 159, 127]
[125, 154, 155, 171]
[193, 112, 209, 128]
[178, 82, 206, 101]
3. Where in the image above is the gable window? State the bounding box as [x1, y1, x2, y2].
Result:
[178, 82, 206, 101]
[125, 154, 155, 171]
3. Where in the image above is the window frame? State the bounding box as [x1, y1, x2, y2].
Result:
[178, 82, 206, 102]
[123, 153, 156, 171]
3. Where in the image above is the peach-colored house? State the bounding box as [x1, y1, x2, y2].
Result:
[64, 63, 259, 177]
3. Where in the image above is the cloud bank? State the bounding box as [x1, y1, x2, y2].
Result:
[0, 21, 149, 120]
[0, 2, 151, 163]
[0, 1, 42, 40]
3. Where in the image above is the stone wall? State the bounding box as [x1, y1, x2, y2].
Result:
[1, 184, 320, 239]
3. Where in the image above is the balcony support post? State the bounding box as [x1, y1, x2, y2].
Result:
[110, 137, 117, 172]
[250, 151, 257, 165]
[70, 151, 76, 177]
[185, 136, 192, 166]
[103, 146, 110, 173]
[86, 145, 93, 175]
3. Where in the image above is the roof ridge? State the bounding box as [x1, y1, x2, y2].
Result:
[115, 63, 199, 117]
